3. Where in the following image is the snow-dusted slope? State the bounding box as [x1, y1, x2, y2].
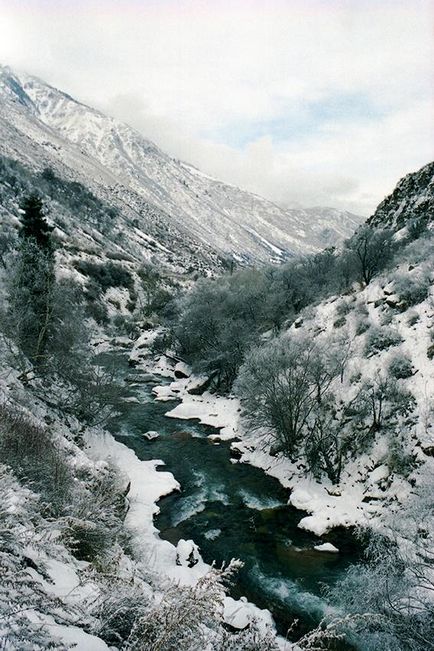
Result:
[368, 160, 434, 232]
[0, 65, 361, 263]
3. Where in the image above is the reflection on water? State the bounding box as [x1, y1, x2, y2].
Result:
[100, 350, 359, 639]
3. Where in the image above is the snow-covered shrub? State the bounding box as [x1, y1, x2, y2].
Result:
[0, 465, 69, 650]
[346, 225, 394, 285]
[63, 465, 129, 562]
[305, 399, 343, 484]
[0, 402, 72, 514]
[124, 562, 243, 651]
[311, 484, 434, 651]
[393, 273, 431, 308]
[386, 436, 416, 477]
[388, 353, 413, 379]
[344, 376, 416, 453]
[236, 333, 346, 460]
[333, 314, 346, 328]
[399, 232, 434, 266]
[364, 326, 403, 356]
[406, 311, 419, 326]
[90, 573, 151, 647]
[379, 308, 393, 325]
[355, 316, 371, 335]
[214, 623, 280, 651]
[150, 328, 176, 355]
[74, 260, 134, 291]
[350, 370, 362, 384]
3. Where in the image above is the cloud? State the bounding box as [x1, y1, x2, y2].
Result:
[0, 0, 432, 214]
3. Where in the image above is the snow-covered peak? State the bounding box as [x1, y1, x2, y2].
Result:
[0, 66, 363, 263]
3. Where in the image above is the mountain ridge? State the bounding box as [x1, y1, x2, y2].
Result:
[0, 64, 362, 266]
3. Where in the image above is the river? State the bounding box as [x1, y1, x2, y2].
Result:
[100, 347, 359, 641]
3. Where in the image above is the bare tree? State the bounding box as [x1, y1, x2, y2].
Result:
[235, 334, 343, 459]
[348, 225, 393, 285]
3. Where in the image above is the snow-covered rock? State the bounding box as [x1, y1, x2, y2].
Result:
[314, 543, 339, 553]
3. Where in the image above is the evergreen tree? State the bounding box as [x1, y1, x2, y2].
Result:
[19, 194, 53, 249]
[10, 195, 55, 365]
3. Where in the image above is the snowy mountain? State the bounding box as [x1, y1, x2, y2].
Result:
[0, 65, 362, 266]
[368, 160, 434, 232]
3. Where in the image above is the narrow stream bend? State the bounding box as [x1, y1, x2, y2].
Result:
[100, 349, 360, 640]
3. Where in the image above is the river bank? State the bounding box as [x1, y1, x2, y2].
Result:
[129, 330, 383, 540]
[95, 335, 361, 641]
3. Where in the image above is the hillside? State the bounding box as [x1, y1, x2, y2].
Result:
[1, 62, 433, 651]
[0, 65, 361, 267]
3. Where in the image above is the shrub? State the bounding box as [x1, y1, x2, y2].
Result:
[0, 403, 71, 514]
[333, 315, 346, 328]
[388, 353, 413, 379]
[335, 300, 352, 316]
[393, 273, 431, 308]
[86, 298, 109, 325]
[386, 437, 416, 476]
[406, 311, 419, 326]
[365, 326, 403, 356]
[74, 260, 133, 291]
[0, 464, 70, 651]
[355, 317, 370, 335]
[63, 465, 128, 562]
[380, 309, 393, 325]
[235, 333, 345, 459]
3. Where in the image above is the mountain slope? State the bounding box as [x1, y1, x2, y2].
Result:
[0, 65, 362, 265]
[368, 160, 434, 232]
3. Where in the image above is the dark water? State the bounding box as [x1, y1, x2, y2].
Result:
[100, 348, 359, 640]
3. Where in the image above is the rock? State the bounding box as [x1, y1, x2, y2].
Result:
[142, 430, 159, 441]
[174, 361, 191, 379]
[230, 445, 243, 460]
[314, 542, 339, 553]
[187, 374, 215, 395]
[176, 539, 200, 567]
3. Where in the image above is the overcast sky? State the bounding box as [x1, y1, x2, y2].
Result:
[0, 0, 433, 215]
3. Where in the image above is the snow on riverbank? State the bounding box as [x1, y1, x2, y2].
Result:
[135, 349, 371, 538]
[132, 262, 434, 543]
[130, 347, 422, 542]
[85, 430, 211, 585]
[85, 398, 285, 646]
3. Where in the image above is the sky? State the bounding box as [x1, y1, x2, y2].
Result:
[0, 0, 433, 215]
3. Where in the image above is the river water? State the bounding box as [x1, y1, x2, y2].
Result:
[101, 348, 359, 641]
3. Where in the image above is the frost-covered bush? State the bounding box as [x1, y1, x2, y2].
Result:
[91, 574, 151, 647]
[214, 624, 280, 651]
[406, 311, 419, 326]
[386, 436, 416, 477]
[74, 260, 134, 291]
[344, 376, 416, 453]
[333, 315, 346, 328]
[124, 561, 251, 651]
[0, 465, 70, 650]
[399, 232, 434, 266]
[393, 273, 431, 308]
[63, 465, 129, 562]
[0, 402, 72, 514]
[355, 316, 370, 335]
[364, 326, 403, 356]
[388, 353, 413, 379]
[308, 484, 434, 651]
[380, 309, 393, 325]
[236, 333, 346, 460]
[335, 300, 352, 316]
